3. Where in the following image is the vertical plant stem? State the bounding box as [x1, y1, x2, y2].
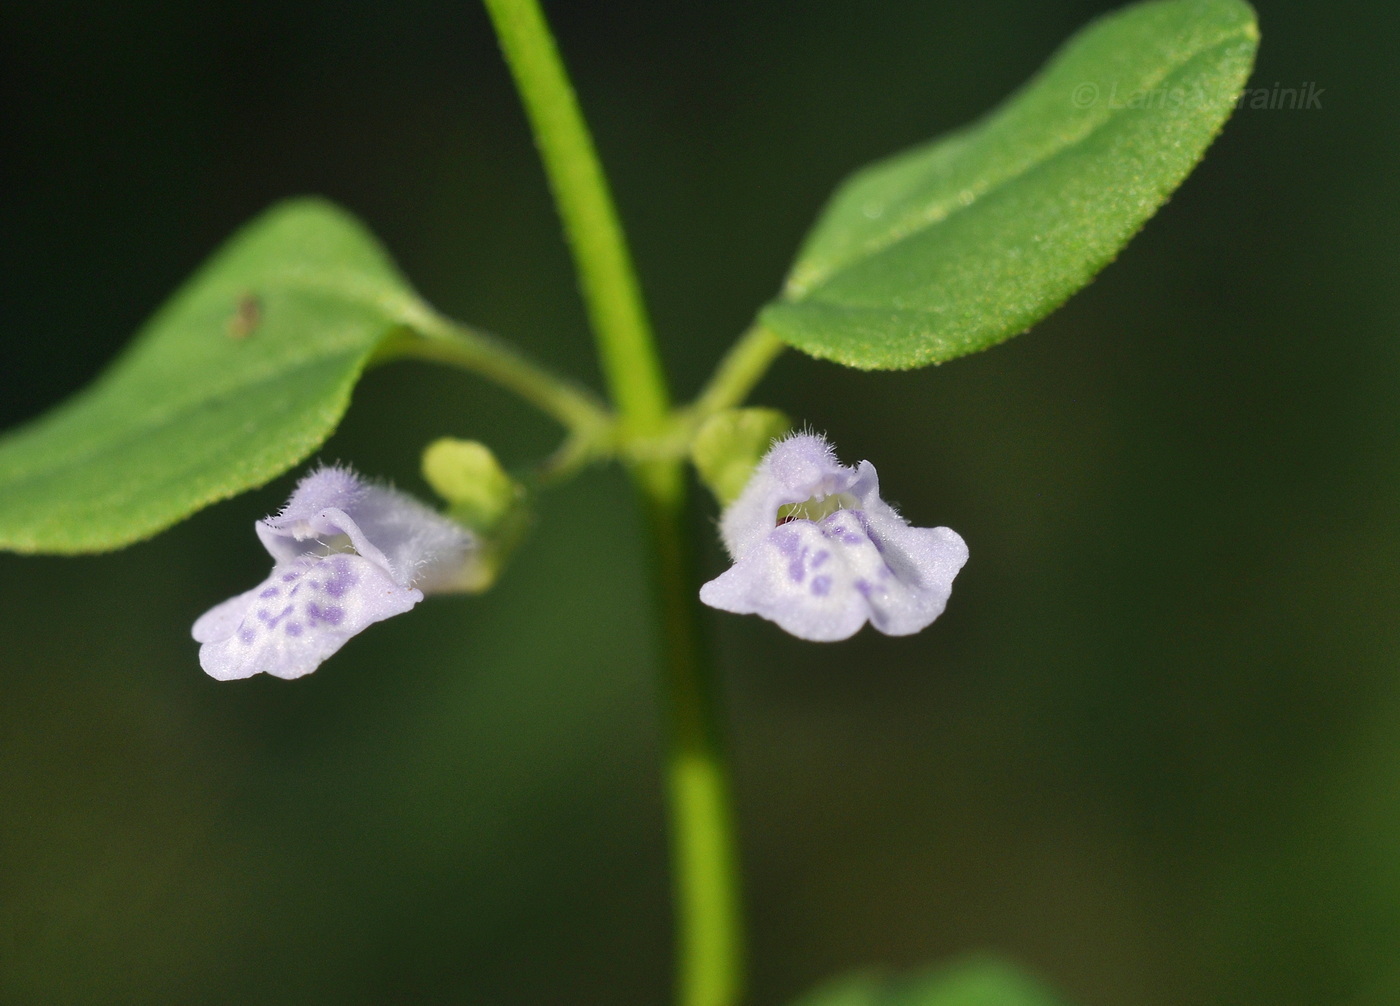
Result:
[481, 0, 670, 437]
[635, 458, 746, 1006]
[481, 2, 745, 1003]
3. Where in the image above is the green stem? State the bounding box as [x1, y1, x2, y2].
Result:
[482, 0, 670, 436]
[690, 324, 786, 420]
[481, 3, 746, 1003]
[382, 311, 612, 445]
[634, 459, 746, 1006]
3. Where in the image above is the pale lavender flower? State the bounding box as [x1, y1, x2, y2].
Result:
[700, 433, 967, 642]
[192, 465, 477, 681]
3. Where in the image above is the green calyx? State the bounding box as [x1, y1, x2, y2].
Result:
[689, 408, 791, 506]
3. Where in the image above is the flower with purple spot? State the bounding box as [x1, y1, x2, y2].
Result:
[699, 433, 968, 642]
[192, 465, 478, 680]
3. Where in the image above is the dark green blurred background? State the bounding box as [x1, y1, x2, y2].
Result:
[2, 1, 1396, 1003]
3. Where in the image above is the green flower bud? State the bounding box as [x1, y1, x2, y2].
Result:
[421, 438, 521, 533]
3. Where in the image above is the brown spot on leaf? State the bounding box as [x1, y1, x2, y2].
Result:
[227, 293, 261, 339]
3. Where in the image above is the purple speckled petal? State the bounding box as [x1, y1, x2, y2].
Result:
[193, 464, 480, 681]
[196, 553, 421, 681]
[191, 586, 263, 645]
[700, 433, 968, 642]
[701, 518, 871, 641]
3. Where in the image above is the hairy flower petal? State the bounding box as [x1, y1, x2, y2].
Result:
[700, 434, 967, 641]
[255, 464, 474, 590]
[195, 553, 420, 680]
[193, 465, 477, 680]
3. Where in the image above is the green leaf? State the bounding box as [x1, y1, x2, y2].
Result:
[760, 0, 1258, 369]
[0, 198, 427, 553]
[790, 956, 1069, 1006]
